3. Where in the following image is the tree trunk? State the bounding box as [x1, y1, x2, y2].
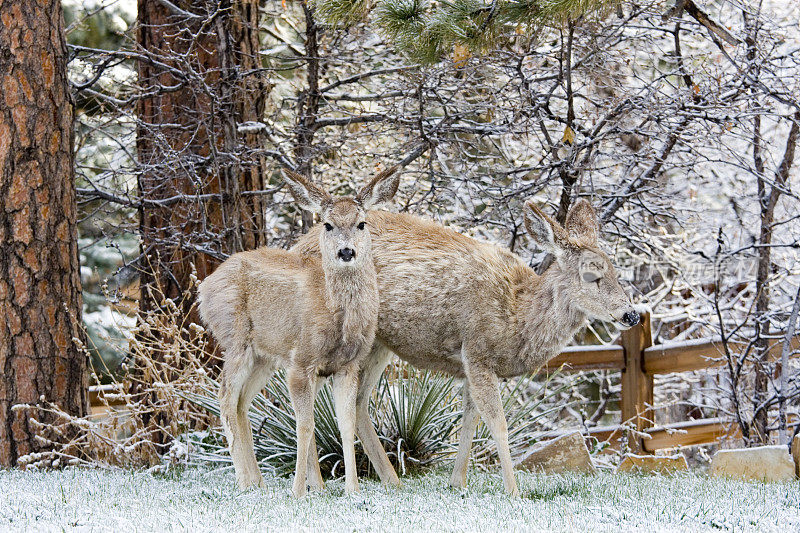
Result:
[218, 0, 272, 251]
[134, 0, 269, 445]
[752, 186, 773, 443]
[0, 0, 88, 466]
[136, 0, 269, 310]
[745, 10, 770, 445]
[751, 110, 800, 444]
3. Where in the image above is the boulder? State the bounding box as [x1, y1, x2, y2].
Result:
[617, 453, 688, 475]
[792, 434, 800, 478]
[709, 445, 796, 482]
[515, 431, 596, 474]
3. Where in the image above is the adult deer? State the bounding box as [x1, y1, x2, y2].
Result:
[293, 198, 642, 496]
[198, 167, 399, 497]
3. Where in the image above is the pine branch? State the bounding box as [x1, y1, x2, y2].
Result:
[378, 0, 613, 63]
[312, 0, 613, 63]
[310, 0, 372, 25]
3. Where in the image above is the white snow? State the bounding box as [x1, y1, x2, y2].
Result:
[1, 468, 797, 532]
[237, 121, 269, 134]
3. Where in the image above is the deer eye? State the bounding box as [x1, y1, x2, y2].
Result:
[324, 223, 333, 232]
[357, 222, 366, 230]
[582, 271, 601, 283]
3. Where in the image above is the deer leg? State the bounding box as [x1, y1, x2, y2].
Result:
[450, 383, 478, 489]
[463, 357, 519, 497]
[333, 365, 360, 494]
[219, 348, 273, 489]
[288, 367, 317, 498]
[306, 379, 325, 492]
[355, 344, 401, 487]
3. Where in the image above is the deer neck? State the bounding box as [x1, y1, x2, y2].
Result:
[518, 262, 587, 362]
[322, 260, 378, 343]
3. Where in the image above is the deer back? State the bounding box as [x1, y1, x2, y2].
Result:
[292, 203, 639, 377]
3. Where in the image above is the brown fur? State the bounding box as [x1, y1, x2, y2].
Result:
[292, 200, 641, 495]
[198, 168, 399, 496]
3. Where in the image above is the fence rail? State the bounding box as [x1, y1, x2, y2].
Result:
[644, 335, 800, 375]
[544, 313, 800, 452]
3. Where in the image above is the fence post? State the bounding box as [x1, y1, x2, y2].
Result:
[620, 312, 653, 453]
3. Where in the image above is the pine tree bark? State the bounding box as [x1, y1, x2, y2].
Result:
[136, 0, 269, 308]
[134, 0, 269, 445]
[0, 0, 88, 466]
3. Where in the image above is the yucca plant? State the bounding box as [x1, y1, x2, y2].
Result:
[183, 374, 341, 478]
[182, 367, 460, 478]
[182, 364, 580, 479]
[373, 367, 461, 475]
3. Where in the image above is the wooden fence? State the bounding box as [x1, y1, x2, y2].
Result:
[543, 313, 800, 452]
[89, 313, 799, 452]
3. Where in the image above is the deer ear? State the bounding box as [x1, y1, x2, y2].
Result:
[523, 200, 569, 255]
[281, 169, 330, 213]
[565, 199, 598, 244]
[357, 165, 400, 209]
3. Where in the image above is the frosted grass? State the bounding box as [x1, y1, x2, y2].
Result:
[2, 468, 798, 532]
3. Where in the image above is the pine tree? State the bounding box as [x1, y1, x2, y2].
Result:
[136, 0, 270, 309]
[135, 0, 270, 445]
[0, 0, 88, 465]
[312, 0, 612, 63]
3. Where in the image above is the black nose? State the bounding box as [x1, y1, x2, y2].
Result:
[622, 310, 640, 327]
[338, 248, 355, 262]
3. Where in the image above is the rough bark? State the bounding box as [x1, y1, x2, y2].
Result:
[136, 0, 269, 309]
[218, 0, 271, 251]
[134, 0, 268, 445]
[0, 0, 88, 466]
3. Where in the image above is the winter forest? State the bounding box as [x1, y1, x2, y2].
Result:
[1, 0, 799, 529]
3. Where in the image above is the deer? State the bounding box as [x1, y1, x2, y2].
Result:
[292, 198, 644, 496]
[197, 167, 399, 497]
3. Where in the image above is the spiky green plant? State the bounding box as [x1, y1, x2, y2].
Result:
[183, 373, 342, 478]
[372, 367, 461, 475]
[182, 364, 580, 479]
[310, 0, 372, 26]
[182, 368, 461, 478]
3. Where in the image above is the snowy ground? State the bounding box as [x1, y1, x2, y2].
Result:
[2, 467, 798, 532]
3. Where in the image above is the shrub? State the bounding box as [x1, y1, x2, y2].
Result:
[183, 365, 580, 478]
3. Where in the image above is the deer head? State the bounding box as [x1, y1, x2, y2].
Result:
[524, 199, 641, 329]
[282, 166, 400, 269]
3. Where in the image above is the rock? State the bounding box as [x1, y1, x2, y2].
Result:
[515, 431, 596, 474]
[709, 445, 796, 482]
[793, 435, 800, 478]
[617, 453, 688, 475]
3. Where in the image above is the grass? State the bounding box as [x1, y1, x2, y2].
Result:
[1, 467, 798, 532]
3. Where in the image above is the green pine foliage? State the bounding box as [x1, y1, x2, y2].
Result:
[63, 1, 133, 51]
[374, 0, 437, 62]
[310, 0, 372, 25]
[314, 0, 614, 63]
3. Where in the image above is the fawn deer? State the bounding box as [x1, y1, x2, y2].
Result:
[198, 167, 399, 497]
[293, 198, 643, 496]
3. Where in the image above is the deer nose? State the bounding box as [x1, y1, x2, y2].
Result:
[338, 248, 355, 262]
[622, 310, 640, 327]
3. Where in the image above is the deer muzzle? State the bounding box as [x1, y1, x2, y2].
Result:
[338, 247, 355, 262]
[621, 310, 640, 327]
